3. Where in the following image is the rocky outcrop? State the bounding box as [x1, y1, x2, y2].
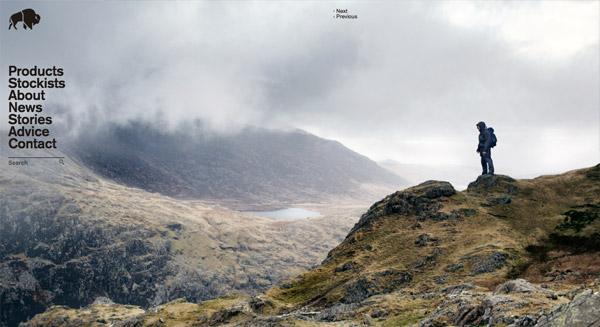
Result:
[467, 251, 509, 275]
[347, 181, 456, 235]
[533, 289, 600, 327]
[467, 174, 519, 195]
[0, 192, 172, 327]
[419, 281, 600, 327]
[341, 270, 412, 303]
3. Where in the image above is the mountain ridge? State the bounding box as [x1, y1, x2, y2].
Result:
[62, 122, 407, 206]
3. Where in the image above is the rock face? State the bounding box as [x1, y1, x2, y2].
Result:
[0, 190, 172, 327]
[534, 290, 600, 327]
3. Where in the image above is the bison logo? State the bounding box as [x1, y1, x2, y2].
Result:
[8, 9, 40, 30]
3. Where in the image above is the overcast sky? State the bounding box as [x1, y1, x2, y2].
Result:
[1, 1, 598, 177]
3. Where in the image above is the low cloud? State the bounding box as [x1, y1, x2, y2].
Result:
[0, 1, 597, 175]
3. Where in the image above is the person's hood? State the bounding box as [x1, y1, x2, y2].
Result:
[476, 121, 487, 130]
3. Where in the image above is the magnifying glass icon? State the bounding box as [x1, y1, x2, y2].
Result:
[59, 159, 64, 165]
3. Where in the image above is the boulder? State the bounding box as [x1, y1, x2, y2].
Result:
[445, 263, 464, 273]
[334, 262, 356, 273]
[469, 251, 508, 275]
[407, 181, 456, 199]
[341, 277, 376, 304]
[249, 295, 275, 313]
[486, 196, 512, 206]
[494, 279, 546, 294]
[467, 174, 519, 195]
[208, 305, 245, 326]
[442, 283, 474, 295]
[341, 270, 412, 303]
[315, 303, 360, 322]
[414, 248, 442, 269]
[434, 276, 448, 284]
[415, 234, 431, 247]
[91, 296, 115, 305]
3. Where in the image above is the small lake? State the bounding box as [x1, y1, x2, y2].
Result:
[243, 207, 321, 220]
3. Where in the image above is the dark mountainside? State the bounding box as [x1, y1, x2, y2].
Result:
[64, 122, 406, 206]
[0, 148, 362, 327]
[24, 164, 600, 326]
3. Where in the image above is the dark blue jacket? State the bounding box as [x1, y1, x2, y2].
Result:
[477, 127, 492, 152]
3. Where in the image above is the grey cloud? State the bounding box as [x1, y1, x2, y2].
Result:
[0, 1, 597, 175]
[263, 31, 360, 110]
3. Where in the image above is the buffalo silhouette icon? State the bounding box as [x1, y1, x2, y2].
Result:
[9, 9, 40, 30]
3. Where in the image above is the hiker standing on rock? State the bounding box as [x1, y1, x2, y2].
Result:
[476, 121, 496, 175]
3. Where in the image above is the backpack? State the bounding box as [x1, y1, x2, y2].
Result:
[488, 127, 497, 148]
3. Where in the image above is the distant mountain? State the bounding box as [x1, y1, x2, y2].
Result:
[64, 122, 406, 206]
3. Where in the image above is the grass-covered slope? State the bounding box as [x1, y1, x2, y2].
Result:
[263, 165, 599, 323]
[23, 165, 600, 326]
[272, 165, 599, 306]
